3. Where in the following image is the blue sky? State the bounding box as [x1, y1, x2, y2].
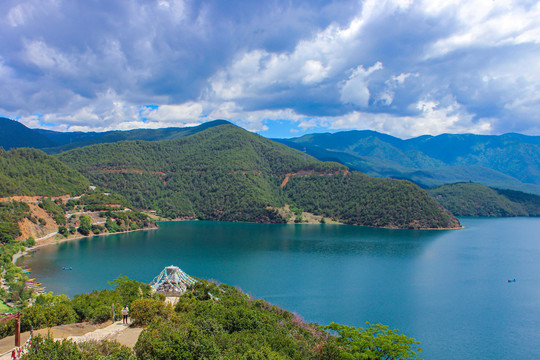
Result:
[1, 0, 539, 138]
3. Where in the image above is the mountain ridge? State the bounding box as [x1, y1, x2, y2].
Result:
[275, 130, 540, 194]
[57, 123, 459, 229]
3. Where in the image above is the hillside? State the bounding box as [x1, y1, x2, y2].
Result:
[0, 116, 230, 153]
[284, 173, 460, 229]
[0, 118, 55, 150]
[3, 116, 538, 194]
[58, 123, 459, 229]
[277, 131, 540, 194]
[0, 148, 155, 244]
[0, 148, 89, 197]
[427, 183, 540, 217]
[40, 120, 231, 153]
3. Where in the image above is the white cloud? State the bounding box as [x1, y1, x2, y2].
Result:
[340, 62, 383, 107]
[23, 40, 75, 73]
[2, 0, 540, 137]
[425, 0, 540, 58]
[301, 60, 329, 84]
[327, 98, 492, 138]
[142, 102, 204, 122]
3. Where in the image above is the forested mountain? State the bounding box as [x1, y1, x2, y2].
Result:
[427, 183, 540, 217]
[276, 131, 540, 194]
[3, 116, 538, 196]
[0, 117, 230, 153]
[0, 118, 55, 150]
[0, 148, 89, 197]
[58, 123, 459, 228]
[0, 148, 153, 244]
[39, 120, 231, 153]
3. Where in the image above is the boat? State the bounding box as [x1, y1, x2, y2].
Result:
[508, 279, 516, 283]
[62, 266, 72, 270]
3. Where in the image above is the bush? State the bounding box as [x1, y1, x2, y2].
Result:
[91, 225, 104, 234]
[91, 304, 112, 323]
[130, 299, 173, 326]
[21, 335, 135, 360]
[25, 237, 36, 247]
[58, 226, 68, 237]
[21, 303, 77, 331]
[78, 215, 91, 236]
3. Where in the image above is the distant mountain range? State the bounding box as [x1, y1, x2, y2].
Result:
[275, 131, 540, 194]
[2, 117, 538, 194]
[0, 117, 229, 154]
[1, 117, 538, 222]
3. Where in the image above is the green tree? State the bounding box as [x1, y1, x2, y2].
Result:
[58, 226, 68, 237]
[323, 322, 422, 360]
[78, 215, 91, 236]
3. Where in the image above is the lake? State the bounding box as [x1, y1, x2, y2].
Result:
[21, 217, 540, 359]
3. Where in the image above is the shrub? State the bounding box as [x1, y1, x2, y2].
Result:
[21, 335, 135, 360]
[130, 298, 173, 326]
[25, 237, 36, 247]
[91, 304, 112, 324]
[58, 226, 68, 237]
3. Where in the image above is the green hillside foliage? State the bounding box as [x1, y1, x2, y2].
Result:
[284, 173, 460, 229]
[278, 131, 540, 194]
[428, 183, 540, 217]
[58, 124, 337, 174]
[0, 201, 31, 243]
[57, 124, 458, 228]
[495, 188, 540, 216]
[0, 118, 55, 150]
[0, 117, 231, 153]
[15, 278, 420, 360]
[38, 198, 67, 225]
[59, 124, 346, 223]
[0, 148, 89, 197]
[40, 120, 232, 154]
[79, 190, 131, 211]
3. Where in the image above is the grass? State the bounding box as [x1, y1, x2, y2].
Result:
[0, 301, 13, 313]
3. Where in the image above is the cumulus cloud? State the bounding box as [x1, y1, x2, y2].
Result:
[0, 0, 539, 137]
[340, 62, 383, 107]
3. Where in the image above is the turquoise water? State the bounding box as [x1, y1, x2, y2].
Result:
[22, 218, 540, 359]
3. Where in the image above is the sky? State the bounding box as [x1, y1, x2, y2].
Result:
[1, 0, 540, 139]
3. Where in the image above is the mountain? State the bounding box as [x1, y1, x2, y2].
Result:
[0, 148, 154, 243]
[276, 131, 540, 194]
[0, 118, 55, 150]
[58, 123, 459, 229]
[0, 117, 231, 153]
[0, 148, 89, 197]
[427, 183, 540, 217]
[38, 119, 232, 153]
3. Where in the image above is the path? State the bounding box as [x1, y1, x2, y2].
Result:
[0, 321, 142, 359]
[36, 231, 58, 241]
[66, 321, 132, 343]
